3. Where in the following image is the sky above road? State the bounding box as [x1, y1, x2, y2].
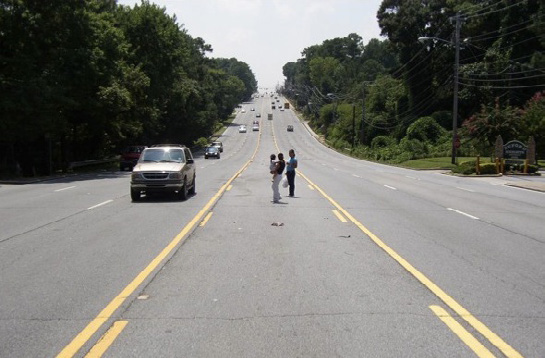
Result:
[117, 0, 385, 91]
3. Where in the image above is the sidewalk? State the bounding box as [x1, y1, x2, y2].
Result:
[505, 181, 545, 193]
[0, 173, 80, 185]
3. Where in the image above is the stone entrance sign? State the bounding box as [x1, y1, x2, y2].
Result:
[503, 140, 527, 165]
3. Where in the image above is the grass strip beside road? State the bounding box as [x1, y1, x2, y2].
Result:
[400, 157, 486, 169]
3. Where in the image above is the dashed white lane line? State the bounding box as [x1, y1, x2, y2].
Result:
[384, 185, 397, 190]
[352, 174, 361, 178]
[447, 208, 479, 220]
[55, 186, 76, 192]
[456, 187, 475, 192]
[87, 200, 113, 210]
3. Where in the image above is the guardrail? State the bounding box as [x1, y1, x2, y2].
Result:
[68, 158, 118, 170]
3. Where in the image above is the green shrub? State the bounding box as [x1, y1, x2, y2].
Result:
[332, 138, 351, 151]
[406, 116, 447, 143]
[452, 160, 477, 175]
[528, 164, 539, 174]
[193, 137, 209, 148]
[399, 137, 427, 158]
[395, 151, 413, 163]
[479, 163, 498, 175]
[371, 136, 397, 149]
[504, 163, 539, 174]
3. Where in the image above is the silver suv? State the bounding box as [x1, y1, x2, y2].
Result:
[130, 145, 196, 201]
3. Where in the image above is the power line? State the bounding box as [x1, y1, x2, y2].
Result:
[464, 0, 527, 20]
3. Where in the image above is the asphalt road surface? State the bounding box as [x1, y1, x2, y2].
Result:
[1, 95, 544, 357]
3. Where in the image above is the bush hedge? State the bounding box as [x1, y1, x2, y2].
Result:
[452, 160, 477, 175]
[479, 163, 498, 175]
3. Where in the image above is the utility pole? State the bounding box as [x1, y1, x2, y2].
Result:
[451, 12, 463, 165]
[352, 104, 356, 148]
[360, 82, 366, 145]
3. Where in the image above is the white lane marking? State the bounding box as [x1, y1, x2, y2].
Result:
[334, 168, 339, 171]
[405, 175, 417, 180]
[456, 187, 475, 192]
[490, 180, 508, 186]
[352, 174, 361, 178]
[447, 208, 479, 220]
[384, 185, 397, 190]
[55, 186, 76, 192]
[87, 200, 113, 210]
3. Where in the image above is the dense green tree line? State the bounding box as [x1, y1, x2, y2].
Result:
[282, 0, 544, 163]
[0, 0, 256, 176]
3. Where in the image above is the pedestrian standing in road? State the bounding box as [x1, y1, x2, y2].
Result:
[271, 153, 285, 203]
[269, 153, 277, 182]
[286, 149, 297, 197]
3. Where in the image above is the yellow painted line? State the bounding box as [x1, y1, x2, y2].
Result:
[226, 184, 233, 191]
[430, 306, 495, 358]
[57, 123, 263, 358]
[84, 320, 128, 358]
[271, 113, 519, 357]
[332, 209, 347, 223]
[199, 212, 213, 227]
[308, 185, 315, 190]
[296, 170, 522, 358]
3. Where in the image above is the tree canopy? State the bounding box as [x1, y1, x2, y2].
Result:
[282, 0, 544, 161]
[0, 0, 256, 175]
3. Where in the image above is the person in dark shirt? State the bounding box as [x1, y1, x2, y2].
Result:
[286, 149, 298, 197]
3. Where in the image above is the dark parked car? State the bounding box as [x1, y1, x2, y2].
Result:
[120, 146, 147, 171]
[204, 146, 220, 159]
[287, 125, 294, 132]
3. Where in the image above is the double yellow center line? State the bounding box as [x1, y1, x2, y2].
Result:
[273, 120, 521, 357]
[59, 107, 521, 357]
[57, 125, 263, 357]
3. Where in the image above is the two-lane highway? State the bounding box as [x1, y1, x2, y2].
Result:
[1, 95, 544, 357]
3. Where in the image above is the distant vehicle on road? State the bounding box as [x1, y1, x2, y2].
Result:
[256, 113, 261, 118]
[287, 125, 294, 132]
[252, 124, 259, 131]
[239, 125, 247, 133]
[211, 141, 223, 152]
[204, 146, 220, 159]
[120, 145, 147, 171]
